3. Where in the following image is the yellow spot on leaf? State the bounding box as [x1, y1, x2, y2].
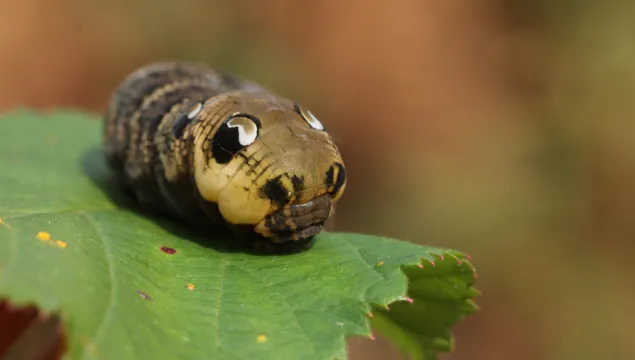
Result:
[36, 231, 51, 241]
[256, 334, 267, 343]
[186, 283, 195, 291]
[55, 240, 67, 249]
[376, 261, 384, 267]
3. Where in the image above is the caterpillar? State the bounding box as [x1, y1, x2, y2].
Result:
[103, 61, 346, 254]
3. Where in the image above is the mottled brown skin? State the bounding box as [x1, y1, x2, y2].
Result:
[103, 61, 346, 253]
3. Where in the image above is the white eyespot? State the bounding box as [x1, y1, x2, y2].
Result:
[304, 110, 324, 131]
[187, 102, 203, 119]
[227, 117, 258, 146]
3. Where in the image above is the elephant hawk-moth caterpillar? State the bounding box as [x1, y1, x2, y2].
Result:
[103, 61, 346, 253]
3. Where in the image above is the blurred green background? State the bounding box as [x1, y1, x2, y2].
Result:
[1, 0, 634, 359]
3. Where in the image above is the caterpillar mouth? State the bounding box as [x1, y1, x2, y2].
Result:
[254, 193, 333, 243]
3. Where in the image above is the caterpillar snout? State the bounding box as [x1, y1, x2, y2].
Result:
[254, 193, 333, 242]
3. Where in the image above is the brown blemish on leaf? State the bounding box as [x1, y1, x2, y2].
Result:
[36, 231, 51, 241]
[376, 260, 384, 267]
[138, 291, 151, 301]
[160, 246, 176, 254]
[186, 283, 195, 291]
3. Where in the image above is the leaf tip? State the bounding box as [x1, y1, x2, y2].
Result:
[393, 295, 415, 305]
[450, 254, 463, 265]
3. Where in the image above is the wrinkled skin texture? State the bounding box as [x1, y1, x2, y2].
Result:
[103, 61, 346, 253]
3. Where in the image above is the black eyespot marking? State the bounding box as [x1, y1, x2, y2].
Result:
[291, 175, 305, 194]
[325, 162, 346, 197]
[325, 166, 334, 189]
[260, 175, 291, 206]
[332, 163, 346, 196]
[172, 113, 191, 139]
[211, 113, 261, 164]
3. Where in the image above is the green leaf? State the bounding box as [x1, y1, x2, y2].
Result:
[0, 109, 479, 360]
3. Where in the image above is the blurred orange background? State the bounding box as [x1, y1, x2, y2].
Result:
[1, 0, 634, 359]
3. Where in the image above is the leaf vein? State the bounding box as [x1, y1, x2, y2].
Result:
[236, 266, 319, 357]
[339, 237, 388, 281]
[80, 212, 118, 356]
[0, 222, 18, 287]
[212, 254, 229, 355]
[2, 207, 118, 222]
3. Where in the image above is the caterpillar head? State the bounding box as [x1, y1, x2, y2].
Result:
[190, 90, 346, 248]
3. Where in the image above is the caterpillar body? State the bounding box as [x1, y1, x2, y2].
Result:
[103, 61, 346, 253]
